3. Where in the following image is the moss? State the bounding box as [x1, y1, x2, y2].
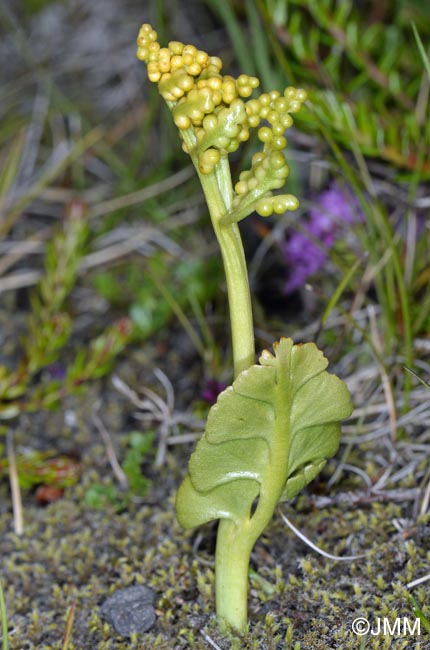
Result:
[1, 461, 429, 649]
[1, 346, 429, 649]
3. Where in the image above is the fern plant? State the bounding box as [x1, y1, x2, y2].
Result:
[136, 23, 352, 632]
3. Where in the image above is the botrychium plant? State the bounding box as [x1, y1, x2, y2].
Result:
[137, 24, 353, 632]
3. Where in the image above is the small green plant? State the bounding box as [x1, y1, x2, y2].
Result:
[84, 431, 154, 511]
[0, 203, 135, 419]
[0, 444, 79, 490]
[409, 594, 430, 634]
[0, 575, 8, 650]
[136, 24, 352, 632]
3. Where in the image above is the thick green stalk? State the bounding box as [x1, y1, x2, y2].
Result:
[180, 127, 255, 376]
[210, 200, 255, 376]
[216, 362, 291, 631]
[215, 518, 253, 632]
[179, 130, 258, 630]
[0, 575, 8, 650]
[215, 453, 289, 630]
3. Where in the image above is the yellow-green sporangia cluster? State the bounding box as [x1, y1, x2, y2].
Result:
[137, 24, 307, 221]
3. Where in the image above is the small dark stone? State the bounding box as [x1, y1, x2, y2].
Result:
[100, 585, 156, 637]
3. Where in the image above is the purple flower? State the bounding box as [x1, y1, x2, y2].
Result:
[201, 378, 227, 405]
[283, 182, 363, 293]
[45, 363, 66, 380]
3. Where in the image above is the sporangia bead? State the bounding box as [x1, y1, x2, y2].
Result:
[199, 148, 221, 174]
[168, 41, 184, 55]
[258, 127, 273, 143]
[255, 198, 273, 217]
[136, 24, 307, 220]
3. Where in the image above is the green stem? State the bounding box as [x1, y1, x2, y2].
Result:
[216, 436, 289, 631]
[215, 475, 286, 631]
[0, 576, 8, 650]
[213, 208, 255, 377]
[178, 123, 258, 631]
[180, 128, 255, 376]
[215, 351, 291, 631]
[215, 519, 253, 632]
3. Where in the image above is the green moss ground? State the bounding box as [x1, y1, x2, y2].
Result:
[1, 417, 430, 649]
[0, 338, 429, 649]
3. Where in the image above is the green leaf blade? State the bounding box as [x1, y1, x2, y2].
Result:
[290, 370, 352, 432]
[280, 459, 327, 502]
[176, 475, 259, 528]
[176, 337, 352, 529]
[206, 377, 275, 445]
[188, 437, 269, 492]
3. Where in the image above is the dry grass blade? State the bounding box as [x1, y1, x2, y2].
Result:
[200, 630, 223, 650]
[61, 601, 76, 650]
[407, 573, 430, 589]
[112, 373, 204, 468]
[404, 366, 430, 389]
[419, 471, 430, 517]
[200, 630, 221, 650]
[279, 510, 366, 561]
[0, 270, 42, 294]
[6, 432, 23, 536]
[368, 305, 397, 441]
[0, 232, 48, 277]
[0, 128, 104, 239]
[91, 404, 128, 489]
[0, 203, 200, 296]
[88, 166, 194, 218]
[327, 462, 373, 490]
[307, 488, 420, 510]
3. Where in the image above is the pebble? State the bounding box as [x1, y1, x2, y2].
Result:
[100, 585, 156, 637]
